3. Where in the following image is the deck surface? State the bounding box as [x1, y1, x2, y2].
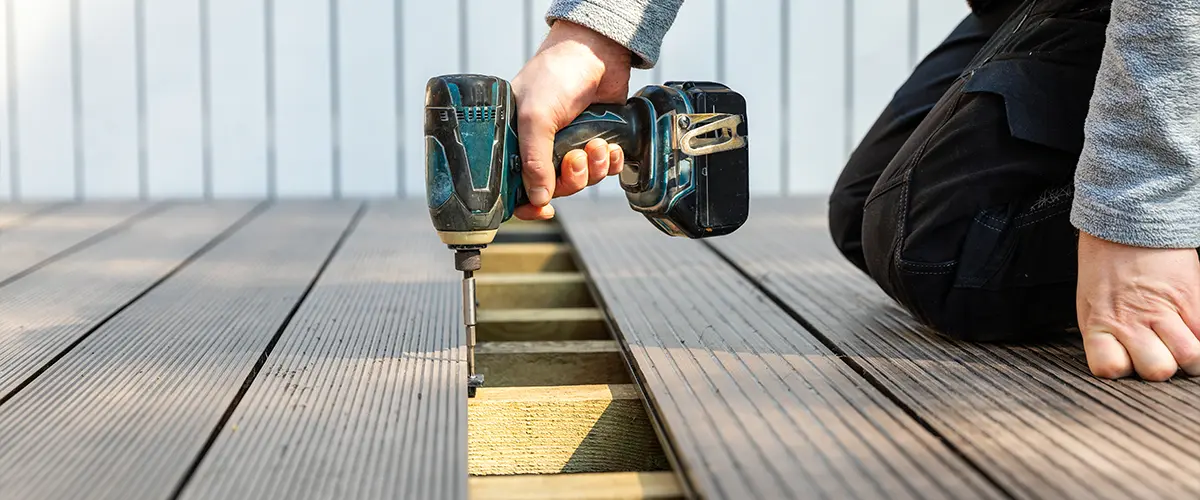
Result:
[0, 198, 1195, 500]
[0, 201, 465, 500]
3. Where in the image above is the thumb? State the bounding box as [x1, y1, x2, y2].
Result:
[517, 107, 556, 207]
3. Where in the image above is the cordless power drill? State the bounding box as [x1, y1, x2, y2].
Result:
[424, 74, 750, 397]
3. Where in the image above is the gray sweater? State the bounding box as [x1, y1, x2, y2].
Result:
[547, 0, 1200, 249]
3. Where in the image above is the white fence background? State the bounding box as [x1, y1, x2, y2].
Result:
[0, 0, 969, 201]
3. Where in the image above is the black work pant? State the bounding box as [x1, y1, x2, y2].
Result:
[829, 0, 1113, 342]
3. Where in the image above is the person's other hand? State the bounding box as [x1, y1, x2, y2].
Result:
[1077, 231, 1200, 381]
[510, 20, 632, 220]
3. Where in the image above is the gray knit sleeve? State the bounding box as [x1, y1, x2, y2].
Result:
[1071, 0, 1200, 248]
[546, 0, 684, 69]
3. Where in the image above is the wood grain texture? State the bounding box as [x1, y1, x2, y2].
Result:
[469, 384, 668, 476]
[0, 201, 358, 500]
[181, 201, 466, 500]
[708, 196, 1200, 499]
[555, 197, 1002, 500]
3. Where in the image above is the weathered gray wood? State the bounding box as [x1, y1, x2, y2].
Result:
[0, 201, 258, 400]
[556, 198, 1002, 500]
[0, 202, 66, 229]
[0, 201, 155, 284]
[180, 202, 467, 500]
[0, 201, 359, 500]
[709, 196, 1200, 499]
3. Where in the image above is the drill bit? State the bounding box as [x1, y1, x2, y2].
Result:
[455, 249, 484, 397]
[462, 269, 477, 377]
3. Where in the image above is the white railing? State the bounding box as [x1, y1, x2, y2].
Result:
[0, 0, 969, 201]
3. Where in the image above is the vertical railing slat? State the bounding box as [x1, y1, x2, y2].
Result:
[0, 1, 970, 200]
[338, 0, 398, 197]
[79, 0, 139, 199]
[13, 0, 76, 199]
[144, 0, 204, 197]
[850, 0, 912, 148]
[206, 0, 269, 198]
[789, 1, 850, 195]
[0, 0, 11, 200]
[725, 0, 784, 195]
[918, 0, 971, 59]
[272, 0, 333, 197]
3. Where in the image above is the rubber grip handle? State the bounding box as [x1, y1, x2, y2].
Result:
[515, 101, 649, 207]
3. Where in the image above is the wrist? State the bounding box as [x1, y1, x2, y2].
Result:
[543, 20, 632, 80]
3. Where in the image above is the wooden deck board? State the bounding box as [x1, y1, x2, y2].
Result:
[555, 198, 1002, 500]
[0, 201, 67, 229]
[0, 199, 1193, 499]
[708, 196, 1200, 499]
[0, 201, 157, 285]
[0, 201, 358, 500]
[0, 201, 258, 400]
[180, 202, 467, 500]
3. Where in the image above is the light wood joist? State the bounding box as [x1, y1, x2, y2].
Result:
[476, 340, 630, 387]
[469, 471, 683, 500]
[479, 243, 576, 274]
[476, 273, 594, 309]
[468, 384, 668, 476]
[477, 308, 610, 342]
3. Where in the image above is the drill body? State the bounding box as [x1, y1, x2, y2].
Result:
[424, 74, 750, 397]
[425, 74, 750, 248]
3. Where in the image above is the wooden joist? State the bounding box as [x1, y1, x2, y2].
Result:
[479, 243, 576, 274]
[477, 308, 610, 342]
[469, 471, 683, 500]
[476, 273, 593, 309]
[476, 340, 630, 387]
[468, 385, 668, 476]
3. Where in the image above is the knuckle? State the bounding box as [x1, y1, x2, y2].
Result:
[1174, 342, 1200, 365]
[522, 157, 552, 176]
[1141, 365, 1178, 382]
[1090, 360, 1129, 379]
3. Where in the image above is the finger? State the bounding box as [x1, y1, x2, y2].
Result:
[555, 149, 590, 198]
[1151, 316, 1200, 376]
[585, 139, 610, 186]
[607, 144, 623, 176]
[1114, 326, 1179, 381]
[516, 108, 556, 207]
[1082, 329, 1134, 379]
[514, 203, 556, 221]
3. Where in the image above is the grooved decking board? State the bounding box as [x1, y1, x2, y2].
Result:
[0, 202, 360, 500]
[555, 198, 1001, 500]
[180, 202, 466, 500]
[0, 201, 155, 283]
[708, 196, 1200, 499]
[0, 201, 259, 400]
[0, 202, 65, 229]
